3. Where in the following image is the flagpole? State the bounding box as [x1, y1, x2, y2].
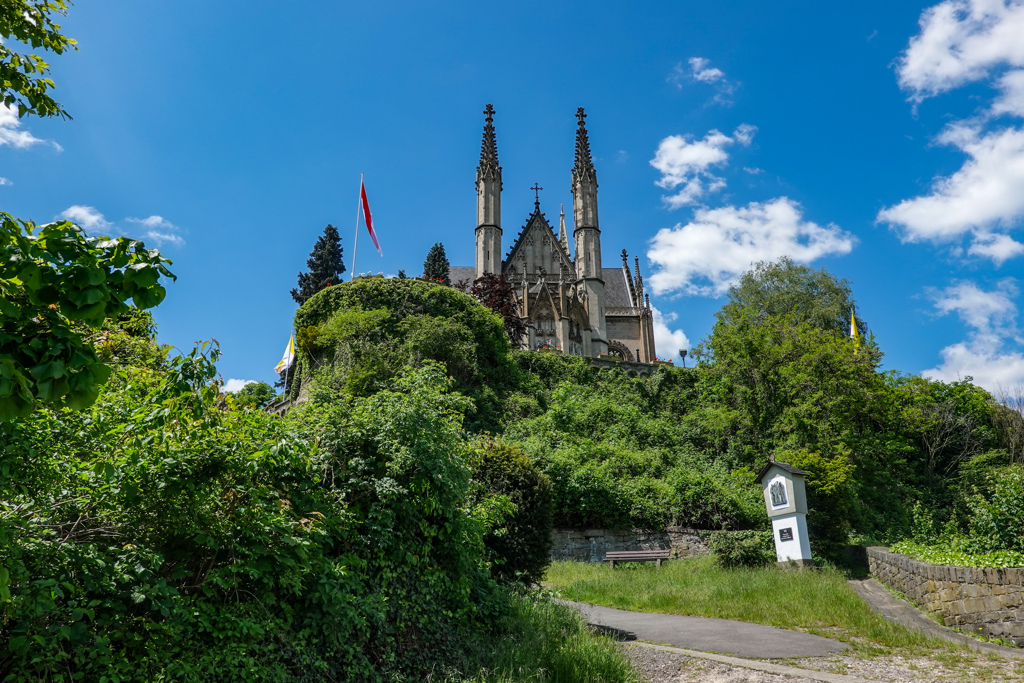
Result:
[352, 173, 363, 281]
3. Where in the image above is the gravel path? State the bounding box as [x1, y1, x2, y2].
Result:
[623, 642, 1024, 682]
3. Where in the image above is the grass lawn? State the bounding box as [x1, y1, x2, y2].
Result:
[543, 556, 955, 652]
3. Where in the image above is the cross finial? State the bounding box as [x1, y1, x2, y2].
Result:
[484, 103, 494, 122]
[576, 107, 587, 124]
[621, 248, 628, 265]
[531, 182, 543, 207]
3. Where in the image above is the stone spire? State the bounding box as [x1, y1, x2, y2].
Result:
[476, 104, 502, 278]
[572, 107, 597, 186]
[477, 103, 501, 183]
[634, 256, 645, 304]
[559, 204, 569, 251]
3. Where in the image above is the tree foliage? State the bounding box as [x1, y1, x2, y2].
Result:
[0, 214, 174, 420]
[714, 257, 865, 338]
[471, 273, 528, 346]
[423, 241, 450, 285]
[0, 0, 76, 119]
[229, 380, 276, 409]
[290, 224, 345, 304]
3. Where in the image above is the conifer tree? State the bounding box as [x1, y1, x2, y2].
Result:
[291, 224, 345, 304]
[423, 242, 451, 285]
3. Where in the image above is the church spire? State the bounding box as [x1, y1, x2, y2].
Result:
[634, 256, 645, 305]
[476, 104, 502, 278]
[477, 103, 501, 182]
[559, 204, 569, 251]
[572, 107, 597, 186]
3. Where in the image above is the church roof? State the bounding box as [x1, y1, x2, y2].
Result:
[449, 266, 476, 286]
[603, 267, 634, 308]
[503, 206, 573, 272]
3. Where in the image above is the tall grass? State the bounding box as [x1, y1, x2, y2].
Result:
[544, 556, 952, 650]
[449, 591, 641, 682]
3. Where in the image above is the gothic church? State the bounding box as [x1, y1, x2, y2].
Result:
[450, 105, 657, 363]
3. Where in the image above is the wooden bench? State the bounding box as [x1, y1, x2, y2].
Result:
[604, 550, 672, 569]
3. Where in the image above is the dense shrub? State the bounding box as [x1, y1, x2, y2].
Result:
[468, 437, 554, 584]
[708, 530, 775, 569]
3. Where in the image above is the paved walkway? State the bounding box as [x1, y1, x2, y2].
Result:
[848, 578, 1024, 659]
[560, 600, 849, 659]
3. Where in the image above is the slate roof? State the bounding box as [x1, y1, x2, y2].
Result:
[449, 266, 476, 286]
[754, 461, 810, 484]
[602, 267, 635, 309]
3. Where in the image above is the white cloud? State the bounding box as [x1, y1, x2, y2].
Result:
[897, 0, 1024, 102]
[742, 167, 764, 175]
[646, 197, 856, 297]
[650, 125, 756, 208]
[58, 206, 186, 247]
[222, 378, 257, 393]
[667, 57, 736, 105]
[0, 104, 60, 150]
[125, 215, 185, 247]
[877, 123, 1024, 262]
[652, 306, 691, 359]
[0, 177, 11, 186]
[59, 205, 112, 232]
[930, 278, 1018, 330]
[922, 279, 1024, 390]
[688, 57, 725, 84]
[993, 69, 1024, 117]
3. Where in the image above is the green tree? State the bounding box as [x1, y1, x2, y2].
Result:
[291, 224, 345, 304]
[0, 0, 76, 119]
[230, 380, 276, 409]
[423, 241, 450, 285]
[715, 257, 865, 337]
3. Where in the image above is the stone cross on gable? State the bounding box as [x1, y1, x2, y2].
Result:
[531, 183, 543, 207]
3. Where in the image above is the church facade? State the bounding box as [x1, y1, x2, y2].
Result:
[450, 105, 657, 363]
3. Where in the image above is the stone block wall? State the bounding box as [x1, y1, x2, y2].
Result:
[868, 547, 1024, 645]
[550, 527, 711, 563]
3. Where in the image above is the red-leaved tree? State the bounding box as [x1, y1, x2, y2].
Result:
[470, 274, 528, 346]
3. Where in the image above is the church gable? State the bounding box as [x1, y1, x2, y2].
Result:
[503, 208, 573, 281]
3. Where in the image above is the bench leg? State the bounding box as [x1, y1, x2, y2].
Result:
[609, 560, 615, 569]
[656, 559, 662, 568]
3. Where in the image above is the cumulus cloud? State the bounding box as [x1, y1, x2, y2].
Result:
[0, 104, 60, 150]
[222, 379, 257, 393]
[876, 123, 1024, 262]
[646, 197, 856, 297]
[897, 0, 1024, 101]
[922, 279, 1024, 390]
[651, 306, 691, 359]
[59, 205, 112, 232]
[993, 69, 1024, 117]
[0, 177, 11, 186]
[58, 206, 186, 247]
[125, 215, 185, 247]
[650, 125, 756, 208]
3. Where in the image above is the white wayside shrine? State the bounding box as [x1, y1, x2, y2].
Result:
[754, 461, 814, 568]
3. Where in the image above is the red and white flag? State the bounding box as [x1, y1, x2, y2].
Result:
[360, 180, 382, 255]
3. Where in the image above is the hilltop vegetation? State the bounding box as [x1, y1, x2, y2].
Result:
[4, 264, 1023, 680]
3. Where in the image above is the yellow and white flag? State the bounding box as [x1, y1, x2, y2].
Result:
[275, 334, 295, 374]
[850, 311, 861, 353]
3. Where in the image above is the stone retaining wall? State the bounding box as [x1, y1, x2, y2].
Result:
[868, 547, 1024, 645]
[550, 527, 712, 563]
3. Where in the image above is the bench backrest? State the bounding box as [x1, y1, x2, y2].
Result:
[604, 550, 671, 560]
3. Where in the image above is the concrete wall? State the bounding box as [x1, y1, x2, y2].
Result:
[868, 547, 1024, 645]
[550, 527, 712, 563]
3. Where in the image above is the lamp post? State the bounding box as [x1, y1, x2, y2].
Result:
[679, 348, 687, 368]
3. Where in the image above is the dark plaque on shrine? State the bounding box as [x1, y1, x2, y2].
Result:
[779, 528, 794, 542]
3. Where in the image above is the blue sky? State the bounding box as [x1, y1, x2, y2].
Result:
[3, 0, 1024, 394]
